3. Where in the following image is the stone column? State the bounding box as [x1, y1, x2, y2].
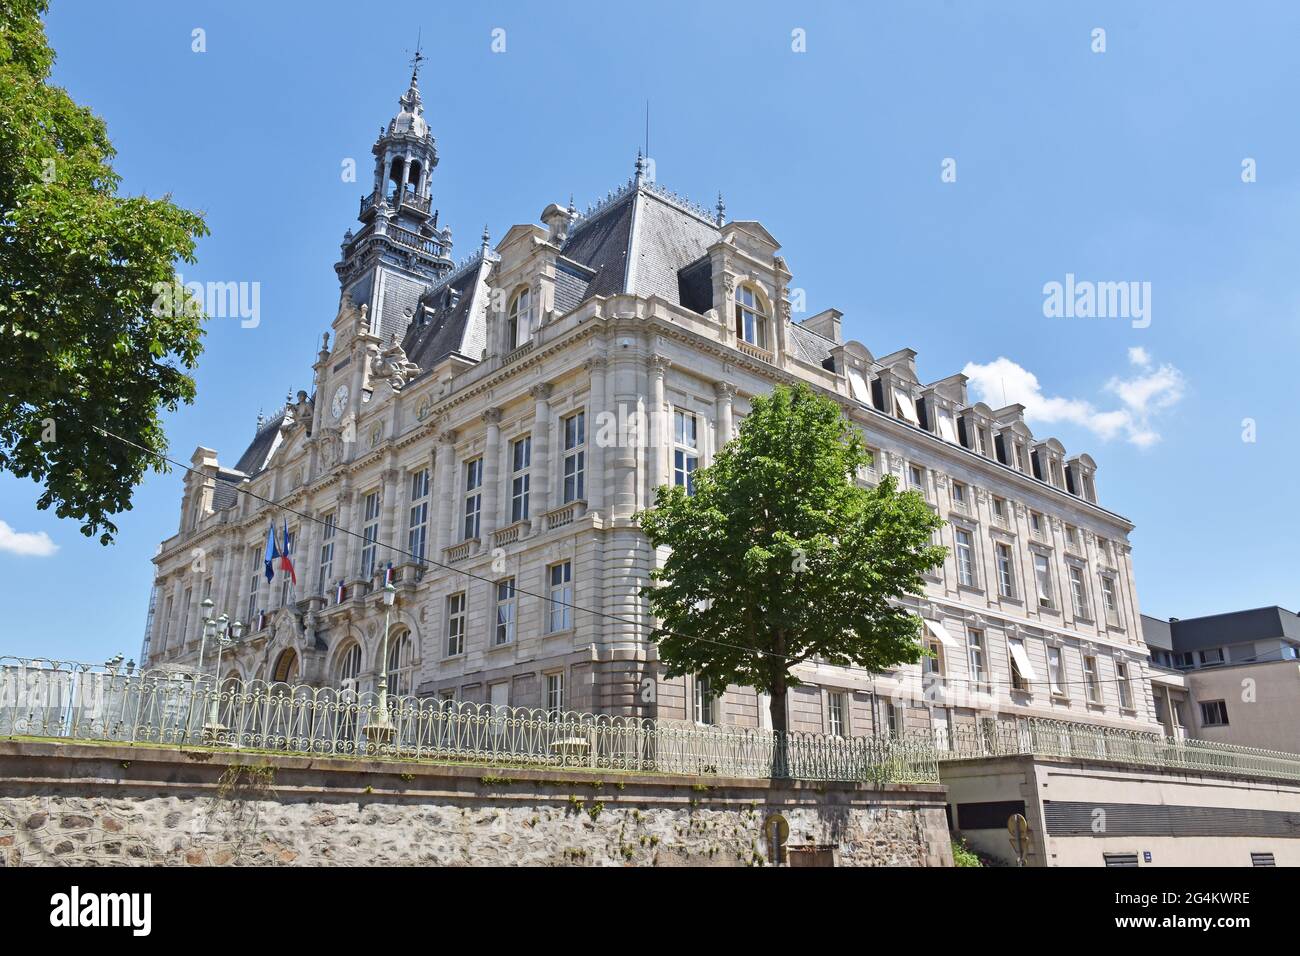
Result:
[207, 546, 226, 619]
[611, 347, 640, 519]
[378, 466, 400, 573]
[714, 381, 735, 449]
[334, 487, 356, 588]
[584, 357, 607, 514]
[648, 357, 668, 500]
[435, 430, 457, 553]
[530, 383, 553, 518]
[480, 408, 502, 547]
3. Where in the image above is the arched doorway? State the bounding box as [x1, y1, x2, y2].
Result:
[271, 648, 299, 684]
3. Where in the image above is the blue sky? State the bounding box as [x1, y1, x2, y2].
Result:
[4, 0, 1298, 662]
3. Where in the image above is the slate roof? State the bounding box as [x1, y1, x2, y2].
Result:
[1153, 606, 1300, 654]
[232, 414, 285, 477]
[401, 255, 490, 371]
[789, 321, 837, 370]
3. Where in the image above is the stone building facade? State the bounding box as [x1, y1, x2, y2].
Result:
[142, 65, 1162, 744]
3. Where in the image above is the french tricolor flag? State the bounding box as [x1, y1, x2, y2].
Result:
[279, 519, 297, 585]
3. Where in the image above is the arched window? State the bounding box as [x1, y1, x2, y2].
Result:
[734, 286, 767, 349]
[507, 288, 530, 351]
[335, 641, 363, 691]
[386, 629, 416, 698]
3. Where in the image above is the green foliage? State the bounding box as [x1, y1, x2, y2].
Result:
[637, 383, 946, 733]
[951, 836, 983, 868]
[0, 0, 209, 543]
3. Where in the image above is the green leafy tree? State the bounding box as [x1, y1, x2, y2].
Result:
[638, 383, 945, 768]
[0, 0, 208, 543]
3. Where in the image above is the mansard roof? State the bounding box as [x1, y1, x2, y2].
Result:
[401, 253, 491, 371]
[560, 178, 721, 308]
[233, 413, 285, 476]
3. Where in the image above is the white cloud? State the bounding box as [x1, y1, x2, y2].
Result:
[0, 520, 58, 558]
[961, 352, 1185, 448]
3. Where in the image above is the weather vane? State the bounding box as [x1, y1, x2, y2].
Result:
[408, 28, 425, 80]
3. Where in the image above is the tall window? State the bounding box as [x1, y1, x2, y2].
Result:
[1029, 511, 1044, 539]
[673, 410, 698, 494]
[1083, 655, 1101, 703]
[734, 286, 766, 348]
[955, 528, 976, 587]
[1047, 646, 1065, 696]
[1115, 661, 1134, 710]
[547, 561, 573, 632]
[886, 701, 903, 738]
[279, 530, 295, 606]
[545, 672, 564, 719]
[445, 593, 466, 657]
[510, 436, 531, 522]
[991, 496, 1007, 525]
[967, 628, 986, 689]
[407, 469, 430, 563]
[694, 676, 715, 725]
[180, 587, 193, 644]
[386, 630, 415, 698]
[995, 543, 1015, 598]
[951, 481, 968, 512]
[494, 578, 517, 646]
[1100, 575, 1120, 626]
[1069, 565, 1090, 619]
[246, 545, 260, 624]
[828, 692, 846, 737]
[1008, 637, 1029, 692]
[507, 288, 530, 350]
[1033, 553, 1053, 608]
[463, 458, 483, 540]
[318, 511, 336, 594]
[562, 412, 585, 503]
[358, 490, 380, 579]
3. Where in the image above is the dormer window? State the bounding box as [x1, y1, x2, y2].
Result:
[507, 288, 531, 350]
[734, 286, 767, 349]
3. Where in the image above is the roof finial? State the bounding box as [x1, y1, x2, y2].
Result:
[634, 149, 645, 185]
[481, 224, 491, 252]
[408, 29, 425, 85]
[568, 193, 577, 218]
[256, 408, 265, 432]
[715, 192, 726, 227]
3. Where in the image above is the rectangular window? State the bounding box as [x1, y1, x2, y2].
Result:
[1008, 638, 1031, 692]
[967, 629, 986, 689]
[1200, 648, 1225, 666]
[1116, 661, 1134, 710]
[673, 410, 699, 494]
[1199, 699, 1229, 727]
[547, 561, 573, 632]
[562, 412, 586, 503]
[951, 481, 968, 512]
[318, 511, 336, 593]
[886, 701, 903, 737]
[991, 496, 1007, 525]
[1069, 565, 1090, 619]
[494, 578, 516, 646]
[1100, 575, 1120, 626]
[693, 676, 715, 725]
[1065, 524, 1080, 550]
[909, 464, 925, 491]
[247, 545, 260, 624]
[1034, 553, 1053, 608]
[445, 592, 466, 657]
[545, 672, 564, 719]
[995, 543, 1015, 598]
[1014, 444, 1026, 472]
[358, 490, 381, 578]
[1083, 655, 1102, 703]
[1029, 511, 1044, 539]
[1047, 646, 1066, 696]
[955, 528, 976, 587]
[407, 469, 430, 563]
[463, 458, 482, 540]
[510, 436, 531, 522]
[180, 587, 193, 644]
[828, 692, 846, 737]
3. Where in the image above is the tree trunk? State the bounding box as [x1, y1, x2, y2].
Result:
[769, 675, 789, 779]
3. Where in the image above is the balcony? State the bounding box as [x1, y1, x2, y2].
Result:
[736, 340, 774, 364]
[492, 521, 530, 548]
[443, 540, 476, 564]
[544, 500, 586, 531]
[359, 189, 432, 219]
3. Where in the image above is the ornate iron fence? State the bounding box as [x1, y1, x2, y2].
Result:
[0, 657, 937, 784]
[939, 716, 1300, 782]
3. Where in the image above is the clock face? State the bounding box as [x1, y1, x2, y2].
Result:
[330, 384, 350, 420]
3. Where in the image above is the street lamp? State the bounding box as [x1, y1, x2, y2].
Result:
[195, 597, 216, 678]
[365, 582, 398, 744]
[202, 616, 244, 741]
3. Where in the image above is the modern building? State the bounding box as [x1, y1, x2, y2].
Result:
[142, 62, 1161, 745]
[1142, 608, 1300, 753]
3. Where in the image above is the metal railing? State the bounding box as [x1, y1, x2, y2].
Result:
[938, 716, 1300, 783]
[0, 657, 936, 784]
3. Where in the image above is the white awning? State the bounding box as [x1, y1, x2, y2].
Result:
[848, 370, 871, 404]
[937, 409, 958, 442]
[1008, 639, 1038, 681]
[923, 618, 959, 648]
[894, 389, 919, 424]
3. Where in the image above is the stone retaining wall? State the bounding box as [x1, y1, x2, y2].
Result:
[0, 740, 952, 867]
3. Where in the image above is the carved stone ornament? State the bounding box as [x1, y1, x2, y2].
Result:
[369, 337, 421, 392]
